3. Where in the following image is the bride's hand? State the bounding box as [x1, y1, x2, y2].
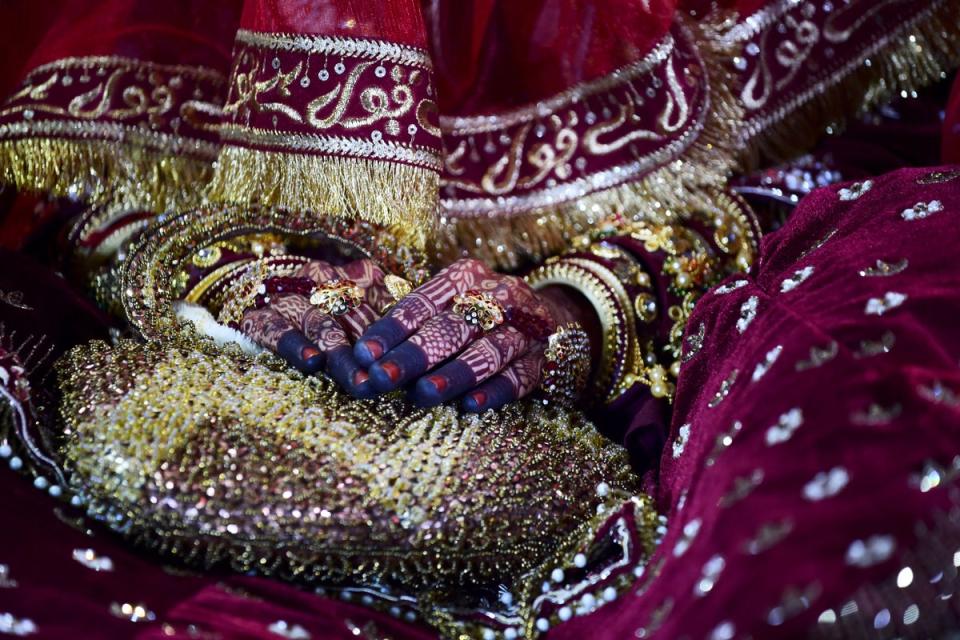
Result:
[239, 258, 391, 397]
[353, 258, 566, 412]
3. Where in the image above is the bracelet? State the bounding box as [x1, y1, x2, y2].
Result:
[540, 323, 591, 408]
[215, 257, 306, 327]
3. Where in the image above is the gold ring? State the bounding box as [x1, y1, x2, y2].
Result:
[309, 279, 364, 316]
[451, 290, 504, 331]
[383, 274, 413, 303]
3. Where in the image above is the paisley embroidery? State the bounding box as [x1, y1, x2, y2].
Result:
[858, 258, 908, 277]
[851, 403, 902, 425]
[713, 279, 748, 295]
[838, 180, 872, 201]
[852, 331, 895, 359]
[779, 265, 814, 293]
[708, 370, 739, 408]
[795, 341, 838, 371]
[802, 467, 849, 501]
[864, 291, 906, 316]
[900, 199, 944, 221]
[751, 345, 783, 382]
[736, 296, 759, 334]
[682, 322, 706, 364]
[765, 408, 803, 446]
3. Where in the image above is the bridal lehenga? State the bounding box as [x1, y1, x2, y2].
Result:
[2, 1, 960, 638]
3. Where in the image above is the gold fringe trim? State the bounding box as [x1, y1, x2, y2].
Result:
[206, 146, 438, 250]
[738, 0, 960, 167]
[0, 138, 211, 212]
[434, 14, 749, 271]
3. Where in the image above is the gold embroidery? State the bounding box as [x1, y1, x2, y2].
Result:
[0, 290, 32, 311]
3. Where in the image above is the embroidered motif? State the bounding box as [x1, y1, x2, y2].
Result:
[916, 169, 960, 184]
[780, 265, 814, 293]
[672, 423, 692, 459]
[853, 331, 895, 359]
[765, 408, 803, 445]
[864, 291, 906, 316]
[900, 199, 944, 221]
[795, 341, 838, 371]
[736, 296, 759, 334]
[718, 469, 763, 508]
[917, 381, 960, 407]
[694, 554, 726, 597]
[798, 228, 836, 260]
[908, 458, 960, 492]
[858, 258, 908, 277]
[802, 467, 849, 501]
[0, 565, 16, 589]
[672, 518, 701, 557]
[0, 613, 37, 636]
[713, 279, 749, 295]
[845, 535, 895, 568]
[838, 180, 873, 201]
[681, 322, 705, 363]
[752, 345, 783, 382]
[708, 370, 738, 408]
[705, 421, 743, 467]
[850, 403, 902, 425]
[742, 520, 793, 555]
[0, 290, 32, 311]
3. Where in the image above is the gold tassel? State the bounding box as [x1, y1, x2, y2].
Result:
[206, 146, 439, 250]
[738, 0, 960, 167]
[434, 14, 749, 271]
[0, 138, 211, 212]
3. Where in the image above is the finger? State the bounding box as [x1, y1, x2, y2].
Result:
[335, 302, 380, 341]
[367, 310, 479, 392]
[295, 261, 337, 283]
[300, 305, 376, 399]
[461, 347, 545, 413]
[411, 325, 531, 406]
[334, 260, 393, 314]
[241, 307, 324, 374]
[355, 259, 491, 366]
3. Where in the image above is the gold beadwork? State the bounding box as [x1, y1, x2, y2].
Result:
[309, 279, 364, 316]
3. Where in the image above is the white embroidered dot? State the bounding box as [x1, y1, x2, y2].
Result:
[558, 606, 573, 622]
[482, 629, 495, 640]
[802, 467, 849, 501]
[736, 296, 759, 334]
[865, 291, 907, 316]
[551, 568, 565, 583]
[901, 199, 944, 221]
[780, 265, 814, 293]
[595, 482, 610, 497]
[603, 586, 617, 602]
[838, 180, 873, 201]
[752, 345, 783, 382]
[710, 621, 735, 640]
[845, 535, 896, 567]
[573, 553, 587, 568]
[672, 423, 691, 459]
[536, 618, 550, 632]
[765, 408, 804, 445]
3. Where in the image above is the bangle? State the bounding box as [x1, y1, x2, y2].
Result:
[215, 257, 306, 327]
[540, 323, 591, 408]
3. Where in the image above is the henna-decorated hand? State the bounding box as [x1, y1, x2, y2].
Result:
[353, 258, 577, 412]
[239, 258, 393, 398]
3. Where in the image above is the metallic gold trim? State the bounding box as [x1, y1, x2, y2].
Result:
[439, 36, 675, 135]
[0, 119, 220, 157]
[218, 124, 442, 171]
[21, 55, 226, 84]
[235, 30, 433, 70]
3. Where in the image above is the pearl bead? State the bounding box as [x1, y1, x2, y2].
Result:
[595, 482, 610, 497]
[603, 586, 617, 602]
[504, 628, 518, 640]
[581, 593, 596, 608]
[633, 565, 646, 578]
[536, 618, 549, 632]
[48, 485, 62, 497]
[551, 568, 565, 583]
[70, 495, 84, 507]
[0, 443, 11, 457]
[574, 553, 587, 568]
[499, 591, 513, 606]
[558, 607, 572, 621]
[482, 629, 495, 640]
[9, 456, 22, 470]
[33, 476, 48, 490]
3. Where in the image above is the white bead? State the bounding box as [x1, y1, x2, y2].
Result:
[33, 476, 47, 490]
[595, 482, 610, 497]
[551, 568, 565, 583]
[482, 629, 495, 640]
[603, 586, 618, 602]
[70, 495, 84, 507]
[48, 485, 62, 497]
[499, 591, 514, 606]
[558, 607, 572, 622]
[535, 618, 549, 632]
[574, 553, 587, 568]
[633, 565, 646, 578]
[581, 593, 596, 608]
[542, 581, 551, 593]
[0, 443, 11, 457]
[9, 456, 22, 470]
[504, 628, 518, 640]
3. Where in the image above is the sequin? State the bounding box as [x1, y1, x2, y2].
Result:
[845, 535, 896, 567]
[779, 265, 814, 293]
[795, 341, 838, 371]
[705, 421, 743, 466]
[838, 180, 872, 201]
[901, 199, 944, 221]
[672, 424, 691, 459]
[736, 296, 759, 333]
[268, 621, 311, 639]
[858, 258, 908, 277]
[765, 408, 803, 445]
[71, 548, 114, 572]
[672, 518, 701, 557]
[694, 555, 726, 597]
[802, 467, 849, 501]
[864, 291, 906, 316]
[0, 613, 36, 636]
[908, 457, 960, 492]
[109, 602, 156, 622]
[707, 370, 738, 408]
[751, 345, 783, 382]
